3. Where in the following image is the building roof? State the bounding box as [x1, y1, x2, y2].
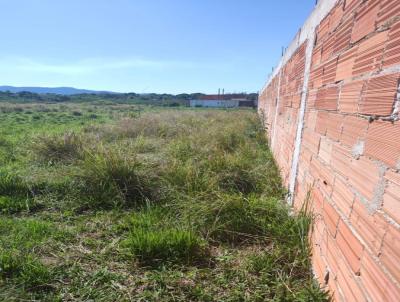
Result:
[198, 94, 247, 101]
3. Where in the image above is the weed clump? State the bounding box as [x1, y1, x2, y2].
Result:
[72, 110, 83, 116]
[0, 172, 30, 197]
[0, 171, 47, 213]
[75, 148, 158, 209]
[123, 208, 209, 266]
[31, 132, 84, 164]
[180, 194, 295, 246]
[0, 196, 34, 214]
[125, 228, 208, 267]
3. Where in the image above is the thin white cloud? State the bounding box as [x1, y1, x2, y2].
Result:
[0, 56, 221, 76]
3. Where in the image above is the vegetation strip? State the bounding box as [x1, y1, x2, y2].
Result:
[0, 103, 328, 301]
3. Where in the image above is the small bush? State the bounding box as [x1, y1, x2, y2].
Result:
[162, 159, 217, 195]
[0, 169, 72, 213]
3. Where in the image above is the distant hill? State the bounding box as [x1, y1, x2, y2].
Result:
[0, 86, 116, 95]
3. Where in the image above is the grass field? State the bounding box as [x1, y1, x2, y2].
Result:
[0, 102, 328, 301]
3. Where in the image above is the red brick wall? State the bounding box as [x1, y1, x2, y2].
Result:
[260, 42, 307, 187]
[259, 0, 400, 300]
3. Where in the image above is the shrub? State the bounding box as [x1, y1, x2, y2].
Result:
[161, 111, 283, 197]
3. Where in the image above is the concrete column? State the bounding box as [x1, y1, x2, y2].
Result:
[287, 35, 316, 205]
[271, 70, 283, 152]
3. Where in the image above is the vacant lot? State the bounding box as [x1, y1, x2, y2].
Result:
[0, 103, 328, 301]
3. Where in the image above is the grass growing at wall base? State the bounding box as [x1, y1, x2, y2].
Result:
[0, 104, 329, 301]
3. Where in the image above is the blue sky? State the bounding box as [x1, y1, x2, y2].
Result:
[0, 0, 315, 94]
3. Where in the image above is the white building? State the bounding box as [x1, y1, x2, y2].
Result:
[189, 99, 240, 108]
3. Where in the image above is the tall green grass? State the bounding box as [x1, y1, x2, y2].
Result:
[0, 107, 329, 301]
[0, 219, 55, 291]
[30, 132, 84, 164]
[122, 207, 209, 267]
[75, 147, 158, 209]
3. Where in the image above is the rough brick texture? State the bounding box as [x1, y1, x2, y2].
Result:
[259, 0, 400, 300]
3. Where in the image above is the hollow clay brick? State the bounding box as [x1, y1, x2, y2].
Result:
[331, 175, 355, 218]
[365, 120, 400, 168]
[350, 0, 380, 43]
[340, 115, 368, 147]
[360, 72, 399, 116]
[377, 0, 400, 27]
[336, 219, 364, 274]
[315, 87, 339, 111]
[380, 223, 400, 282]
[383, 20, 400, 68]
[382, 170, 400, 224]
[352, 31, 388, 77]
[350, 199, 388, 255]
[360, 251, 400, 301]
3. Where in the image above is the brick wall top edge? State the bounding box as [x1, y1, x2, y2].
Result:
[259, 0, 338, 95]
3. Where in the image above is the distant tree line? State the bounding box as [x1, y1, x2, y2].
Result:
[0, 90, 258, 106]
